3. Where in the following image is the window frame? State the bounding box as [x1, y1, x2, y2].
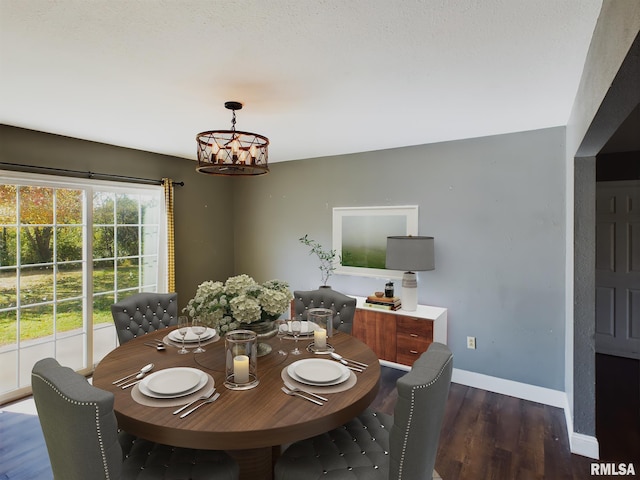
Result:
[0, 169, 167, 402]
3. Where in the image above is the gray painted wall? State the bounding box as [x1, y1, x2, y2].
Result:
[0, 125, 236, 310]
[234, 127, 567, 390]
[565, 1, 640, 437]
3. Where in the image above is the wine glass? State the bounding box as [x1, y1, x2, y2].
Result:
[290, 318, 302, 355]
[192, 317, 207, 353]
[177, 316, 190, 354]
[274, 318, 288, 356]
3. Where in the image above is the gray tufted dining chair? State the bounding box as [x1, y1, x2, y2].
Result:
[274, 342, 453, 480]
[292, 288, 357, 334]
[31, 357, 239, 480]
[111, 292, 178, 345]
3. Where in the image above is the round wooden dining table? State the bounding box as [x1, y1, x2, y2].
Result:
[92, 326, 380, 480]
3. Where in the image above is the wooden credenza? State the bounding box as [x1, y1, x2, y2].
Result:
[352, 297, 447, 367]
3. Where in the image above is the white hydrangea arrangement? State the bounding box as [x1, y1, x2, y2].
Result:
[183, 274, 293, 334]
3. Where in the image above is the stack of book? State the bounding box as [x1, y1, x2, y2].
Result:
[364, 295, 402, 311]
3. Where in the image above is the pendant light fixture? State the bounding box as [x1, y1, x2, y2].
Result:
[195, 101, 269, 176]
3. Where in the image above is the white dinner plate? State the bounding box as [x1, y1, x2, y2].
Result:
[287, 321, 320, 337]
[287, 359, 350, 386]
[169, 327, 215, 343]
[139, 367, 206, 397]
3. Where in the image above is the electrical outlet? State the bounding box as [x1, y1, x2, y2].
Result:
[467, 336, 476, 349]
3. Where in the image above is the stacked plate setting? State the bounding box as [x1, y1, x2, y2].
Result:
[138, 367, 208, 398]
[287, 359, 350, 386]
[287, 321, 320, 337]
[167, 327, 216, 344]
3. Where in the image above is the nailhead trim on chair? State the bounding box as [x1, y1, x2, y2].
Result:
[32, 373, 111, 479]
[396, 354, 454, 478]
[294, 290, 356, 332]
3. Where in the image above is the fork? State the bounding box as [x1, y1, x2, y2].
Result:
[281, 386, 323, 406]
[173, 387, 216, 415]
[179, 392, 221, 418]
[283, 381, 328, 402]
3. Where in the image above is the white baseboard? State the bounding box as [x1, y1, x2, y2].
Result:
[451, 368, 567, 407]
[570, 432, 600, 459]
[381, 362, 600, 459]
[563, 396, 600, 459]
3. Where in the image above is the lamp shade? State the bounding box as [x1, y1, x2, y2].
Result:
[385, 236, 435, 272]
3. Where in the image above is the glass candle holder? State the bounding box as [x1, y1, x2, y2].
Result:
[224, 330, 259, 390]
[308, 308, 334, 337]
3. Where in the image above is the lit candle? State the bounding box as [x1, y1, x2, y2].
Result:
[234, 355, 249, 383]
[314, 328, 327, 349]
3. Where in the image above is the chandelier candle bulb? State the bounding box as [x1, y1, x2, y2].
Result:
[314, 328, 327, 349]
[234, 355, 250, 384]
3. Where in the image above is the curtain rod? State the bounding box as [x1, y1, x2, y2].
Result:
[0, 162, 184, 187]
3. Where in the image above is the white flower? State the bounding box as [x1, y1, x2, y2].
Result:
[183, 274, 293, 332]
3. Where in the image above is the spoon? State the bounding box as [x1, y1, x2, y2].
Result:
[144, 342, 166, 351]
[112, 363, 154, 384]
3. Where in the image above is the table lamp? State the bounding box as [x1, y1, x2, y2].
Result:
[385, 236, 435, 311]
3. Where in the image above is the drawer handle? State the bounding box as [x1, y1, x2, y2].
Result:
[410, 350, 418, 354]
[410, 333, 419, 338]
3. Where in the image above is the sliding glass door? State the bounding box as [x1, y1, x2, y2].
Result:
[0, 171, 166, 403]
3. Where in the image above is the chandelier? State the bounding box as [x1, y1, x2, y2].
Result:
[195, 101, 269, 176]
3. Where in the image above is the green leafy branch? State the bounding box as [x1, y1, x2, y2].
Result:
[299, 234, 340, 286]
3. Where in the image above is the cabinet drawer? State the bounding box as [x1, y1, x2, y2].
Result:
[397, 335, 432, 366]
[396, 316, 433, 339]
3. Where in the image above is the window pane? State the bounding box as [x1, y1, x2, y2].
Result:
[116, 194, 139, 224]
[20, 226, 54, 264]
[56, 189, 83, 224]
[93, 192, 114, 224]
[142, 226, 158, 255]
[141, 256, 158, 288]
[93, 260, 114, 293]
[57, 226, 83, 261]
[0, 227, 17, 267]
[93, 293, 114, 326]
[0, 267, 17, 308]
[56, 264, 83, 299]
[141, 194, 160, 224]
[20, 266, 53, 305]
[93, 225, 115, 259]
[0, 185, 17, 224]
[20, 304, 54, 342]
[117, 226, 138, 257]
[20, 186, 53, 224]
[0, 309, 17, 347]
[117, 258, 139, 289]
[57, 299, 83, 333]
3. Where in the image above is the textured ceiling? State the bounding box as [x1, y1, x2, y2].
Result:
[1, 0, 603, 163]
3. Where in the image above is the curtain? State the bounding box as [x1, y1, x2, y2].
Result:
[162, 178, 176, 292]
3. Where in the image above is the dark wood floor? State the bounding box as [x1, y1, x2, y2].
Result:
[595, 353, 640, 464]
[370, 354, 640, 479]
[1, 357, 638, 479]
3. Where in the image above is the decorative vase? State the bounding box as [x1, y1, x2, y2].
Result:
[242, 320, 277, 357]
